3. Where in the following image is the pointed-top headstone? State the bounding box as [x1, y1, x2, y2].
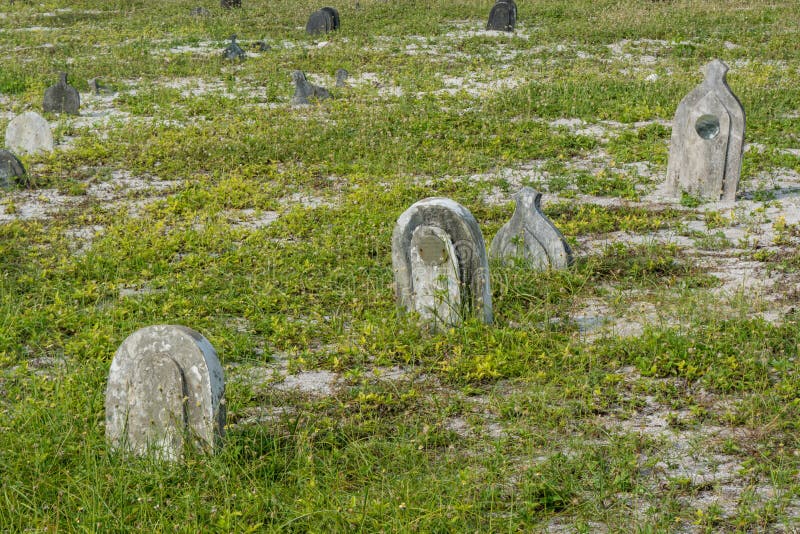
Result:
[43, 72, 80, 115]
[666, 59, 745, 202]
[392, 198, 493, 330]
[490, 187, 572, 270]
[105, 325, 226, 461]
[486, 0, 517, 32]
[223, 34, 246, 60]
[5, 112, 54, 156]
[0, 149, 25, 188]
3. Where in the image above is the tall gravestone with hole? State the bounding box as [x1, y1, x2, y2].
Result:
[306, 7, 339, 35]
[666, 59, 745, 202]
[392, 198, 492, 330]
[0, 149, 25, 188]
[486, 0, 517, 31]
[490, 187, 572, 270]
[5, 112, 54, 155]
[43, 72, 80, 115]
[105, 325, 226, 461]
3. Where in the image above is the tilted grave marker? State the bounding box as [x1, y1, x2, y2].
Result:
[290, 70, 331, 105]
[486, 0, 517, 32]
[392, 198, 493, 329]
[490, 187, 572, 270]
[666, 59, 745, 202]
[43, 72, 80, 115]
[5, 112, 54, 155]
[0, 149, 25, 188]
[105, 325, 226, 461]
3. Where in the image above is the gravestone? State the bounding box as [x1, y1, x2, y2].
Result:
[290, 70, 331, 105]
[190, 6, 211, 16]
[335, 68, 349, 87]
[223, 34, 246, 60]
[666, 59, 745, 202]
[306, 7, 339, 35]
[392, 198, 493, 329]
[220, 0, 241, 8]
[5, 112, 54, 155]
[489, 187, 572, 270]
[43, 72, 80, 115]
[105, 325, 226, 461]
[0, 149, 25, 188]
[254, 39, 271, 51]
[486, 0, 517, 31]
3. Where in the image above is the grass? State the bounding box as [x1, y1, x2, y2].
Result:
[3, 0, 800, 531]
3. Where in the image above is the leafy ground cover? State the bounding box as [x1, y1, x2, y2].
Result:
[2, 0, 800, 531]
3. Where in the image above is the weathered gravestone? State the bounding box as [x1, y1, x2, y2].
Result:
[306, 7, 339, 35]
[190, 6, 211, 16]
[490, 187, 572, 270]
[666, 59, 745, 202]
[335, 68, 349, 87]
[223, 34, 246, 61]
[290, 70, 331, 105]
[486, 0, 517, 31]
[392, 198, 493, 329]
[0, 149, 25, 188]
[43, 72, 80, 115]
[5, 112, 54, 155]
[105, 325, 226, 461]
[220, 0, 241, 8]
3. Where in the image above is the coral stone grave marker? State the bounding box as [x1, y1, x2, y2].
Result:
[392, 198, 492, 329]
[220, 0, 241, 8]
[43, 72, 80, 115]
[290, 70, 331, 105]
[0, 149, 25, 188]
[486, 0, 517, 31]
[490, 187, 572, 270]
[5, 112, 54, 155]
[223, 34, 246, 61]
[666, 59, 745, 202]
[105, 325, 226, 461]
[306, 7, 339, 34]
[335, 68, 349, 88]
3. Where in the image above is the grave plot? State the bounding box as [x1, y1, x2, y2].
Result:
[2, 0, 800, 532]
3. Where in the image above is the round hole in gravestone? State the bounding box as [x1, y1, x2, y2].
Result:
[417, 232, 448, 265]
[695, 114, 720, 140]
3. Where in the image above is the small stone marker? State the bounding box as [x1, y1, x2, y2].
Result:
[392, 197, 493, 329]
[666, 59, 745, 202]
[223, 34, 246, 60]
[220, 0, 241, 8]
[0, 149, 25, 188]
[486, 0, 517, 31]
[290, 70, 331, 105]
[335, 68, 349, 87]
[254, 39, 270, 51]
[190, 6, 211, 16]
[43, 72, 80, 115]
[490, 187, 572, 270]
[5, 111, 54, 156]
[105, 325, 226, 461]
[306, 7, 339, 35]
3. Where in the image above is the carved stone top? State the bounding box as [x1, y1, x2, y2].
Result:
[666, 59, 745, 202]
[223, 34, 246, 61]
[290, 70, 331, 105]
[489, 187, 572, 270]
[43, 72, 80, 115]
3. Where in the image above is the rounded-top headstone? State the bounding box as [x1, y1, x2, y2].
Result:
[306, 8, 337, 35]
[221, 0, 241, 8]
[0, 149, 26, 188]
[320, 6, 340, 30]
[487, 0, 517, 31]
[5, 112, 54, 156]
[43, 72, 80, 115]
[105, 325, 226, 461]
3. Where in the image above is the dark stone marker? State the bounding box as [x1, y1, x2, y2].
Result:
[0, 149, 25, 188]
[290, 70, 331, 105]
[486, 0, 516, 31]
[190, 6, 211, 16]
[306, 7, 339, 35]
[223, 35, 246, 61]
[253, 39, 271, 51]
[335, 68, 349, 87]
[320, 6, 340, 30]
[220, 0, 241, 8]
[43, 72, 80, 115]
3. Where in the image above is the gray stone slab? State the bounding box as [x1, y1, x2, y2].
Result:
[392, 197, 492, 328]
[105, 325, 225, 461]
[0, 149, 25, 188]
[43, 72, 80, 115]
[666, 59, 745, 202]
[220, 0, 241, 8]
[335, 68, 349, 88]
[290, 70, 331, 105]
[5, 112, 54, 156]
[223, 34, 246, 61]
[489, 187, 572, 270]
[306, 9, 333, 35]
[320, 7, 340, 30]
[487, 0, 516, 31]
